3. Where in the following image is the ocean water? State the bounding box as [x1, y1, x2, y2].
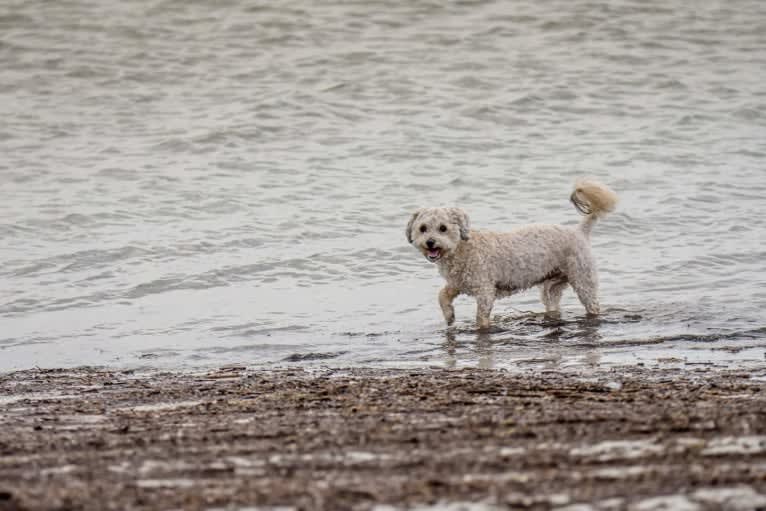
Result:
[1, 0, 765, 373]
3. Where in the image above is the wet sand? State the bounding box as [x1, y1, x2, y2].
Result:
[1, 366, 766, 511]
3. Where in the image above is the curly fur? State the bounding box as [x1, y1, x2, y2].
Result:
[406, 179, 618, 329]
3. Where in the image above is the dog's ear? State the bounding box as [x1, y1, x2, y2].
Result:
[449, 208, 470, 241]
[405, 209, 424, 244]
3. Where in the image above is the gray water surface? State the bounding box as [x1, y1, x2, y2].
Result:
[2, 0, 766, 373]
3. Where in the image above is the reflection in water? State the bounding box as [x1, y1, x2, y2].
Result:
[583, 349, 602, 368]
[442, 329, 495, 369]
[443, 331, 457, 369]
[475, 331, 495, 370]
[442, 312, 608, 370]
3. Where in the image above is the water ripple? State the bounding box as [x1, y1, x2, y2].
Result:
[1, 0, 765, 371]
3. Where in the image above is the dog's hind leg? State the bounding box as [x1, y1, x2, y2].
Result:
[540, 278, 568, 313]
[439, 286, 460, 326]
[568, 261, 600, 315]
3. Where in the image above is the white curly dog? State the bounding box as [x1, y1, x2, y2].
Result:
[406, 179, 617, 329]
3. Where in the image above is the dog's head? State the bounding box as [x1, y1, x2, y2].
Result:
[405, 207, 470, 262]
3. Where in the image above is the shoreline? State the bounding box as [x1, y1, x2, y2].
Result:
[1, 366, 765, 510]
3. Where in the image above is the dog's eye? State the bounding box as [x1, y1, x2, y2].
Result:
[419, 225, 427, 233]
[439, 225, 447, 233]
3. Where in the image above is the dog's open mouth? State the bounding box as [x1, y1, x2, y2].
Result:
[426, 248, 442, 262]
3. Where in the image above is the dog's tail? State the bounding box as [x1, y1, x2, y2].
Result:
[570, 178, 618, 237]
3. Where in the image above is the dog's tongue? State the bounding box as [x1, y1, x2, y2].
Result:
[428, 248, 441, 258]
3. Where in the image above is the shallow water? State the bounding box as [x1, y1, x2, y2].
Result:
[1, 0, 765, 373]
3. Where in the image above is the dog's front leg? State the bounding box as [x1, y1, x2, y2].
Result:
[475, 288, 496, 330]
[439, 286, 460, 326]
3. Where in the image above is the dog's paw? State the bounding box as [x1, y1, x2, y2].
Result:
[476, 318, 491, 331]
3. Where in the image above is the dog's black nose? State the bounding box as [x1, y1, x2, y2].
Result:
[426, 239, 435, 249]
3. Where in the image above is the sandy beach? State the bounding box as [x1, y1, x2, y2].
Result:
[1, 366, 765, 510]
